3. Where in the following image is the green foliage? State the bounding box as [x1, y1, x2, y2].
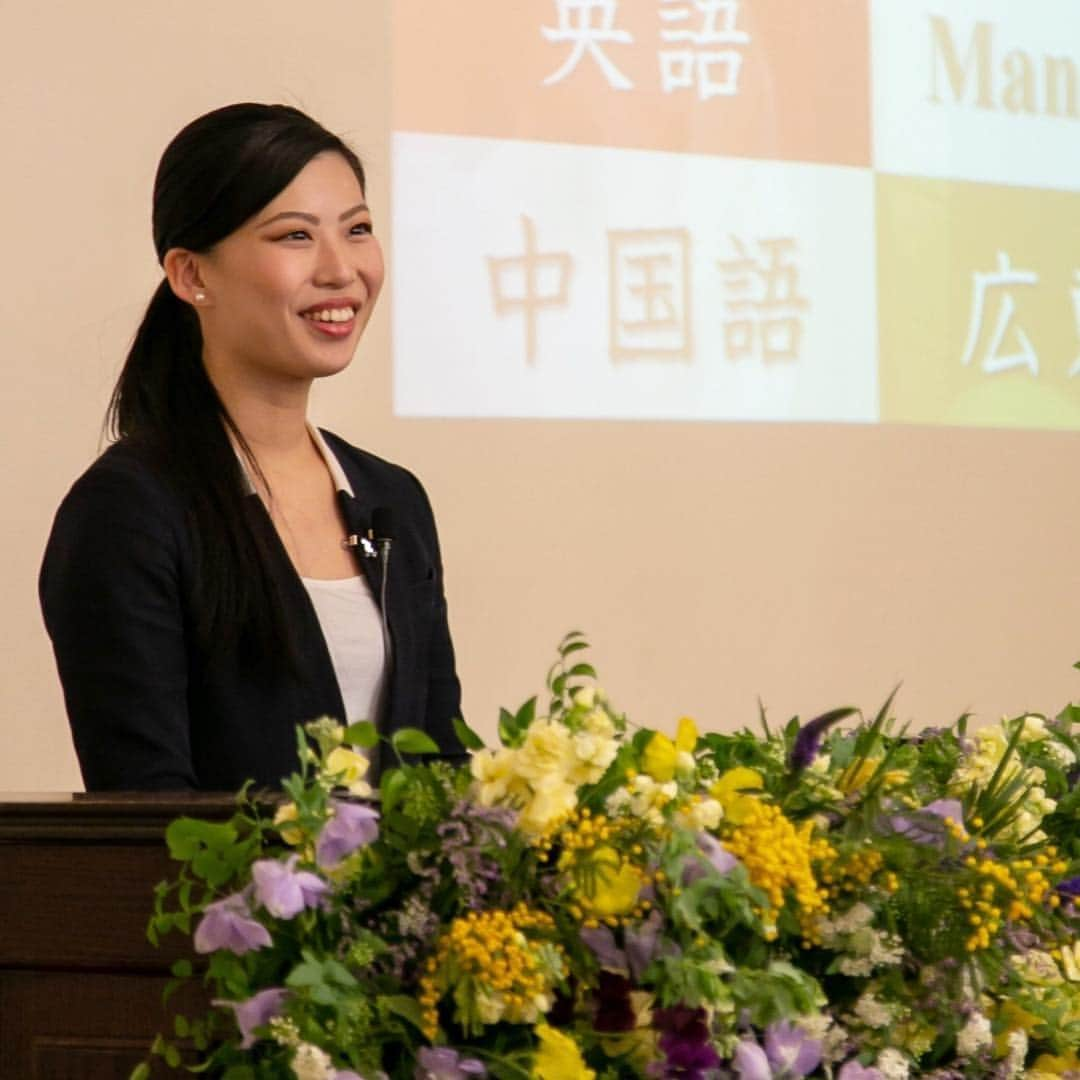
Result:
[136, 634, 1080, 1079]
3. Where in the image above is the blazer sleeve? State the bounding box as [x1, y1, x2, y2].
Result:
[405, 470, 468, 765]
[39, 457, 198, 790]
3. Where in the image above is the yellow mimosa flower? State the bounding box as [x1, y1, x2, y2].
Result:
[533, 1024, 595, 1080]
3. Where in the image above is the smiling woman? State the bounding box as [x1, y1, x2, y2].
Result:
[38, 103, 465, 791]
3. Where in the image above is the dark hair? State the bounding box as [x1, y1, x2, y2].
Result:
[107, 103, 366, 665]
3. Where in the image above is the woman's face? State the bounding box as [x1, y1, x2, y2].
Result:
[194, 151, 384, 388]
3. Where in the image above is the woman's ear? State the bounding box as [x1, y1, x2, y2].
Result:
[163, 248, 211, 307]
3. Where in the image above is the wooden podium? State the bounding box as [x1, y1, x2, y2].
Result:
[0, 793, 233, 1079]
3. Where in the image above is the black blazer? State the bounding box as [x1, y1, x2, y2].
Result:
[39, 431, 465, 791]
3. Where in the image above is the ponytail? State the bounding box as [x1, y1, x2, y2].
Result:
[108, 281, 297, 670]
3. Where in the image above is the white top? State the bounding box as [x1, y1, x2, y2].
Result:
[232, 425, 387, 724]
[302, 575, 386, 725]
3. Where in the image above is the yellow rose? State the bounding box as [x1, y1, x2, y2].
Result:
[518, 777, 578, 836]
[710, 767, 764, 824]
[641, 733, 677, 783]
[517, 720, 577, 784]
[471, 746, 526, 806]
[533, 1024, 595, 1080]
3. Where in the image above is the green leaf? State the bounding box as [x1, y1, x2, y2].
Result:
[165, 817, 238, 861]
[128, 1065, 151, 1080]
[560, 640, 590, 656]
[567, 662, 597, 679]
[498, 707, 518, 747]
[514, 696, 536, 728]
[221, 1068, 257, 1080]
[170, 958, 192, 979]
[381, 768, 409, 813]
[391, 728, 441, 756]
[344, 720, 379, 748]
[452, 716, 485, 751]
[380, 994, 426, 1030]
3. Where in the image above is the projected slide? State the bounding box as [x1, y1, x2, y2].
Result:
[391, 0, 1080, 428]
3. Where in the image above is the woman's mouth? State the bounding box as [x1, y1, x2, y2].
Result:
[300, 304, 358, 337]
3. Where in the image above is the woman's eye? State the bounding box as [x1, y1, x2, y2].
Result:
[350, 222, 374, 237]
[277, 229, 310, 241]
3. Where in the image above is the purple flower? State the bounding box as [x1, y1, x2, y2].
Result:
[193, 892, 272, 955]
[581, 923, 627, 973]
[764, 1020, 821, 1078]
[837, 1063, 883, 1080]
[733, 1040, 772, 1080]
[698, 832, 738, 874]
[213, 987, 288, 1048]
[890, 798, 965, 847]
[252, 855, 330, 918]
[414, 1046, 486, 1079]
[626, 908, 667, 982]
[594, 970, 636, 1033]
[682, 834, 739, 886]
[655, 1004, 721, 1079]
[1056, 876, 1080, 898]
[789, 708, 856, 771]
[316, 800, 380, 868]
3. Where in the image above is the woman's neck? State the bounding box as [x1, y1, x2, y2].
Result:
[206, 361, 314, 466]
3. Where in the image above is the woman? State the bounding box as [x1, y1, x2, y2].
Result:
[39, 103, 464, 791]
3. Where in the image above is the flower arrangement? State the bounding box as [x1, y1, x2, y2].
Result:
[136, 635, 1080, 1080]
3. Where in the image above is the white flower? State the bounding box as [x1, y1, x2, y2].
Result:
[292, 1042, 333, 1080]
[1004, 1029, 1027, 1078]
[475, 987, 505, 1025]
[1017, 714, 1048, 742]
[570, 729, 617, 785]
[956, 1011, 992, 1057]
[1011, 948, 1063, 986]
[875, 1048, 910, 1080]
[677, 797, 723, 832]
[583, 708, 615, 740]
[832, 902, 874, 935]
[573, 686, 596, 709]
[852, 991, 892, 1029]
[1046, 738, 1077, 768]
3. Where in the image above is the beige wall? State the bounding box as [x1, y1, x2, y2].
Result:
[3, 2, 1078, 793]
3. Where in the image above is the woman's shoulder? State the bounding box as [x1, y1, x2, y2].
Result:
[56, 437, 186, 523]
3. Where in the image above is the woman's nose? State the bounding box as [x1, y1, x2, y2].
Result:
[313, 238, 354, 287]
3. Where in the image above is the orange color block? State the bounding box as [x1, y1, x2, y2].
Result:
[393, 0, 869, 167]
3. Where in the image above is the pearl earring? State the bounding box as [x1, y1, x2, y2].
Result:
[193, 290, 206, 303]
